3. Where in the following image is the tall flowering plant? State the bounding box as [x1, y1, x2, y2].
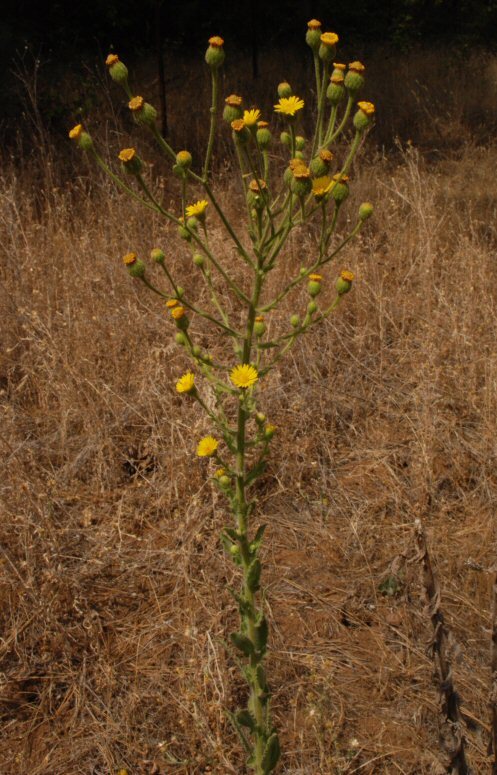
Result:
[70, 21, 375, 773]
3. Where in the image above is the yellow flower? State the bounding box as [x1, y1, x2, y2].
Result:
[214, 468, 225, 478]
[243, 108, 261, 127]
[292, 165, 310, 180]
[128, 96, 144, 112]
[341, 269, 355, 282]
[331, 74, 344, 84]
[208, 36, 224, 47]
[197, 436, 219, 457]
[333, 62, 347, 71]
[357, 100, 375, 116]
[274, 96, 305, 116]
[348, 61, 366, 73]
[309, 273, 323, 281]
[312, 176, 333, 197]
[171, 306, 186, 320]
[186, 200, 209, 218]
[225, 94, 243, 107]
[69, 124, 83, 140]
[165, 298, 178, 308]
[257, 120, 269, 128]
[231, 118, 246, 132]
[106, 54, 119, 67]
[176, 372, 195, 394]
[122, 252, 137, 266]
[248, 179, 267, 192]
[230, 364, 259, 389]
[319, 149, 334, 162]
[307, 19, 322, 30]
[118, 148, 136, 163]
[321, 32, 339, 46]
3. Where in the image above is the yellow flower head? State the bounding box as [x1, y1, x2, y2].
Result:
[186, 200, 209, 218]
[274, 96, 305, 116]
[214, 467, 225, 478]
[255, 315, 265, 322]
[197, 436, 219, 457]
[208, 36, 224, 47]
[106, 53, 119, 67]
[171, 306, 186, 320]
[333, 62, 347, 71]
[69, 124, 83, 140]
[333, 173, 350, 183]
[231, 118, 246, 132]
[312, 176, 333, 197]
[357, 100, 375, 116]
[309, 273, 323, 281]
[289, 157, 307, 171]
[122, 252, 137, 266]
[118, 148, 136, 163]
[293, 165, 310, 180]
[331, 74, 345, 84]
[249, 178, 267, 192]
[307, 19, 322, 30]
[128, 96, 144, 112]
[176, 150, 192, 165]
[320, 32, 339, 46]
[243, 108, 261, 127]
[165, 298, 178, 308]
[349, 61, 366, 73]
[341, 269, 355, 282]
[319, 149, 334, 163]
[176, 372, 195, 394]
[230, 364, 259, 389]
[225, 94, 243, 107]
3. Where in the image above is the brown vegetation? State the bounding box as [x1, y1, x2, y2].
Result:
[2, 48, 497, 774]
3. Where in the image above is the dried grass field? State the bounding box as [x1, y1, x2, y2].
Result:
[2, 46, 497, 774]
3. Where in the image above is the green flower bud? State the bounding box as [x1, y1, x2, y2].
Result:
[105, 54, 129, 87]
[205, 36, 225, 69]
[280, 131, 291, 147]
[175, 286, 184, 299]
[256, 123, 272, 149]
[256, 412, 266, 424]
[193, 253, 205, 267]
[175, 332, 187, 346]
[223, 94, 243, 123]
[336, 269, 354, 295]
[344, 62, 366, 95]
[307, 280, 322, 297]
[176, 150, 192, 169]
[290, 314, 300, 328]
[277, 82, 293, 98]
[306, 19, 322, 52]
[359, 202, 374, 221]
[192, 344, 202, 357]
[295, 135, 306, 151]
[127, 258, 146, 278]
[231, 119, 250, 144]
[128, 96, 158, 127]
[254, 316, 266, 336]
[327, 76, 346, 105]
[319, 32, 339, 63]
[307, 300, 317, 314]
[246, 179, 268, 211]
[331, 175, 350, 203]
[294, 150, 305, 161]
[150, 248, 165, 264]
[229, 544, 240, 556]
[178, 224, 191, 241]
[353, 101, 375, 131]
[264, 424, 277, 440]
[219, 475, 231, 488]
[69, 124, 93, 150]
[186, 216, 199, 232]
[290, 174, 312, 198]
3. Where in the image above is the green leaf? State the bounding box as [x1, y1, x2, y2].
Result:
[262, 733, 281, 773]
[250, 524, 267, 552]
[256, 664, 268, 692]
[245, 460, 267, 486]
[246, 558, 262, 592]
[254, 615, 268, 653]
[236, 709, 256, 730]
[230, 632, 254, 656]
[224, 709, 252, 753]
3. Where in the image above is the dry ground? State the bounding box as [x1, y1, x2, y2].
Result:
[2, 50, 497, 774]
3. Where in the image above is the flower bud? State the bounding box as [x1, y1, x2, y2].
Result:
[307, 273, 323, 297]
[359, 202, 374, 221]
[175, 332, 187, 346]
[256, 412, 266, 424]
[219, 475, 231, 489]
[128, 96, 158, 127]
[336, 269, 354, 295]
[186, 216, 199, 232]
[256, 121, 272, 149]
[118, 147, 142, 175]
[331, 174, 350, 203]
[192, 344, 201, 357]
[176, 286, 185, 298]
[105, 54, 129, 87]
[310, 148, 333, 177]
[254, 315, 266, 336]
[290, 314, 300, 328]
[247, 179, 268, 211]
[171, 306, 189, 329]
[193, 253, 205, 267]
[353, 101, 375, 131]
[122, 252, 145, 278]
[326, 74, 346, 105]
[229, 544, 240, 556]
[306, 19, 322, 52]
[176, 150, 192, 169]
[319, 32, 339, 63]
[277, 82, 293, 98]
[344, 62, 366, 95]
[290, 166, 312, 197]
[295, 135, 306, 151]
[307, 300, 317, 314]
[205, 36, 225, 69]
[150, 247, 165, 264]
[68, 124, 93, 151]
[231, 119, 250, 145]
[264, 424, 276, 440]
[178, 220, 191, 241]
[280, 131, 291, 147]
[223, 94, 243, 123]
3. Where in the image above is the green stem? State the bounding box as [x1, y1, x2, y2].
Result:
[327, 96, 354, 145]
[203, 69, 219, 180]
[311, 60, 330, 157]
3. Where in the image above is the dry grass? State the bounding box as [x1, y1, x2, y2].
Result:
[3, 83, 497, 773]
